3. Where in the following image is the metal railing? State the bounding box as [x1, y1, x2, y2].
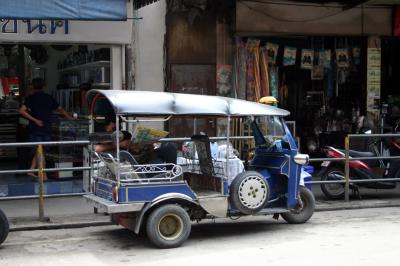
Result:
[0, 140, 90, 221]
[2, 133, 399, 221]
[306, 133, 400, 202]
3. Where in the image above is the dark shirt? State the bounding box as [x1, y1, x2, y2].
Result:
[24, 91, 59, 135]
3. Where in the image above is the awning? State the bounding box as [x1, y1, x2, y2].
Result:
[0, 0, 127, 21]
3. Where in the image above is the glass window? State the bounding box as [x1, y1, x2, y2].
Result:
[255, 116, 285, 138]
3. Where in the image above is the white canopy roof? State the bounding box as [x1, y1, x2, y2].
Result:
[88, 90, 290, 117]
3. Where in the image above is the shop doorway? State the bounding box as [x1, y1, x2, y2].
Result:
[0, 43, 112, 197]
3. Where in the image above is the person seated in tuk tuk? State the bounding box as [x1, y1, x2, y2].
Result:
[94, 115, 177, 166]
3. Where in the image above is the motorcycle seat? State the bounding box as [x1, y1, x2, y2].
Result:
[348, 150, 375, 158]
[337, 149, 375, 158]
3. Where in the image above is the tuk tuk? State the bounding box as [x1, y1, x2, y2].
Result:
[84, 90, 315, 248]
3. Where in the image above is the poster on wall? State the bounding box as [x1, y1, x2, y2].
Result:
[283, 46, 297, 66]
[311, 65, 324, 80]
[217, 64, 232, 97]
[367, 48, 381, 113]
[318, 49, 331, 68]
[301, 49, 313, 70]
[336, 48, 349, 68]
[265, 42, 279, 65]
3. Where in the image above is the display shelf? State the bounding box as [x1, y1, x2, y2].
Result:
[58, 61, 110, 73]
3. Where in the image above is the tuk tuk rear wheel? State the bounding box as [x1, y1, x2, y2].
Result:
[281, 187, 315, 224]
[0, 208, 9, 245]
[146, 204, 191, 248]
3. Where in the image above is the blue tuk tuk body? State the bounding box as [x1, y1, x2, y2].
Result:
[85, 90, 315, 248]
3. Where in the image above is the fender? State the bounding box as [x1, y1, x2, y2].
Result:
[133, 193, 198, 234]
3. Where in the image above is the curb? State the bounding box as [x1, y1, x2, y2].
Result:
[10, 221, 112, 232]
[8, 201, 400, 232]
[315, 202, 400, 212]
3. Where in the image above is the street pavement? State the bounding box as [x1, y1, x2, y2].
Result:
[1, 184, 400, 231]
[1, 207, 400, 266]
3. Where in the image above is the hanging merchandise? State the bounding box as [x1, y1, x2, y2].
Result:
[269, 66, 279, 101]
[336, 48, 349, 68]
[245, 39, 260, 102]
[352, 47, 361, 65]
[301, 49, 314, 70]
[260, 47, 270, 97]
[283, 46, 297, 66]
[394, 6, 400, 37]
[265, 42, 279, 65]
[234, 39, 247, 100]
[318, 49, 331, 69]
[279, 73, 288, 106]
[253, 45, 262, 101]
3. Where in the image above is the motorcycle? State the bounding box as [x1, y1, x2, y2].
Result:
[319, 128, 400, 199]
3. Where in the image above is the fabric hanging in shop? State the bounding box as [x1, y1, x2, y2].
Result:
[260, 47, 270, 97]
[235, 39, 247, 100]
[283, 47, 297, 66]
[301, 49, 314, 70]
[0, 0, 127, 20]
[269, 67, 279, 101]
[394, 6, 400, 37]
[245, 39, 259, 102]
[253, 45, 262, 101]
[265, 43, 279, 65]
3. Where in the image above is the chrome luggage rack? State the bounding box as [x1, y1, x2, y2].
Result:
[91, 150, 183, 183]
[177, 158, 226, 178]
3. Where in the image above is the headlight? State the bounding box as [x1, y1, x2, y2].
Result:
[294, 153, 309, 165]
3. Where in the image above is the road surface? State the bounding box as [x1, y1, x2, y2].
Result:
[0, 207, 399, 266]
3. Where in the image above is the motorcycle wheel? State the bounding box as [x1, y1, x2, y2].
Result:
[321, 167, 346, 200]
[0, 208, 9, 245]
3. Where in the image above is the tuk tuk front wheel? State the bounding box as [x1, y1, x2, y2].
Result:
[281, 187, 315, 224]
[0, 208, 9, 245]
[146, 204, 191, 248]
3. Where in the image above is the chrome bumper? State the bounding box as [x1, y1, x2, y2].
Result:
[83, 194, 144, 214]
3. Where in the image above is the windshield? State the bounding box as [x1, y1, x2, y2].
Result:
[255, 116, 285, 138]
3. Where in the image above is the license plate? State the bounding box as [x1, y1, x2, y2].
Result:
[321, 161, 330, 167]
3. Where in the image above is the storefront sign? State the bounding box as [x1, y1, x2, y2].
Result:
[0, 19, 132, 44]
[1, 19, 69, 35]
[367, 48, 381, 112]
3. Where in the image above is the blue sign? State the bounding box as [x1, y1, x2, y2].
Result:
[0, 0, 127, 21]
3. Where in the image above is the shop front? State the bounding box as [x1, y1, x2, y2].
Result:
[231, 1, 394, 157]
[0, 15, 133, 197]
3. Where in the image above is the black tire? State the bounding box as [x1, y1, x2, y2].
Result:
[230, 171, 270, 215]
[321, 167, 345, 200]
[281, 187, 315, 224]
[0, 209, 9, 245]
[146, 204, 191, 248]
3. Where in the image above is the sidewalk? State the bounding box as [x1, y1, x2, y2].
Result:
[1, 194, 400, 231]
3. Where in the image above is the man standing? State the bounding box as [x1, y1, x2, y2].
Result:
[19, 78, 73, 180]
